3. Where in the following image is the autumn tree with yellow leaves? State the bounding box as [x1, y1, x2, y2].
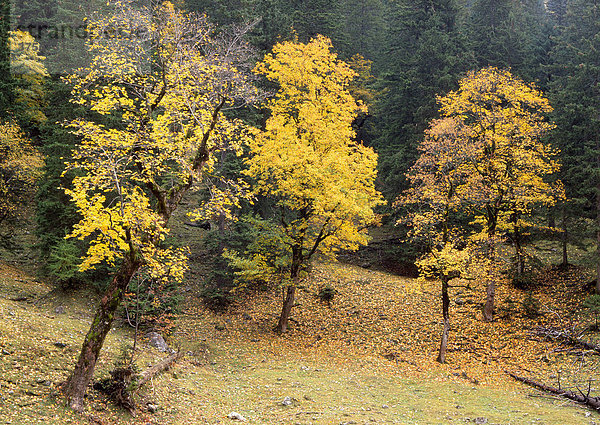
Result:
[61, 1, 258, 411]
[0, 122, 43, 248]
[241, 36, 384, 333]
[400, 68, 561, 361]
[398, 117, 478, 363]
[437, 67, 561, 322]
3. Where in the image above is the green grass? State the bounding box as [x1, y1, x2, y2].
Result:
[0, 262, 597, 424]
[143, 350, 593, 424]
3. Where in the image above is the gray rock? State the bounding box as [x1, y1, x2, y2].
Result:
[146, 332, 169, 352]
[54, 306, 66, 314]
[475, 418, 488, 424]
[227, 412, 247, 421]
[147, 403, 158, 413]
[281, 396, 295, 406]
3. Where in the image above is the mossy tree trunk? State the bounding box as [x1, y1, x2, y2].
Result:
[62, 255, 141, 412]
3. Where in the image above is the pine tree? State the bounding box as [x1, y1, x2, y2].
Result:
[375, 0, 465, 200]
[548, 0, 600, 290]
[0, 0, 13, 117]
[466, 0, 549, 84]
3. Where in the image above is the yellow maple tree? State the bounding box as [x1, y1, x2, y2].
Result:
[397, 117, 482, 363]
[399, 68, 562, 361]
[0, 122, 43, 246]
[437, 67, 562, 322]
[243, 35, 384, 333]
[61, 0, 257, 411]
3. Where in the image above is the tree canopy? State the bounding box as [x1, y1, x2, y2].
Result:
[239, 35, 384, 332]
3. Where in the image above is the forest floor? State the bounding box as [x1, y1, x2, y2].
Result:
[0, 246, 599, 424]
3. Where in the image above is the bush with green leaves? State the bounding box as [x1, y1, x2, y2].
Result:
[198, 217, 259, 309]
[122, 272, 183, 334]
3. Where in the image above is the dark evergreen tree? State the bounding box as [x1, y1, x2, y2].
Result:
[546, 0, 567, 26]
[35, 77, 80, 259]
[290, 0, 346, 45]
[466, 0, 549, 84]
[547, 0, 600, 287]
[374, 0, 465, 200]
[0, 0, 13, 117]
[339, 0, 385, 60]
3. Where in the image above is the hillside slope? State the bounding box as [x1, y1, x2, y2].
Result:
[0, 260, 596, 424]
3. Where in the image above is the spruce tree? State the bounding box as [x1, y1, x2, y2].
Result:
[466, 0, 548, 84]
[547, 0, 600, 287]
[0, 0, 12, 117]
[374, 0, 465, 200]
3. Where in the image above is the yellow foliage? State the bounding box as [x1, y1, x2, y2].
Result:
[0, 122, 44, 226]
[9, 30, 48, 124]
[63, 1, 257, 280]
[399, 68, 563, 319]
[437, 67, 562, 236]
[247, 36, 384, 264]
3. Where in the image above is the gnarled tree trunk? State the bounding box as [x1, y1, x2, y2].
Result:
[276, 285, 296, 334]
[276, 247, 301, 333]
[62, 256, 141, 412]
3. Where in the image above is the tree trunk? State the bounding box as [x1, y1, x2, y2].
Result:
[597, 182, 600, 293]
[62, 257, 141, 412]
[513, 218, 524, 277]
[276, 247, 302, 334]
[561, 205, 568, 267]
[483, 239, 496, 322]
[135, 351, 182, 389]
[436, 277, 450, 364]
[483, 280, 495, 322]
[276, 285, 296, 333]
[506, 371, 600, 411]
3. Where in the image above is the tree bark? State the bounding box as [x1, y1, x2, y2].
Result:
[276, 285, 296, 334]
[513, 218, 524, 277]
[483, 239, 496, 322]
[135, 351, 182, 389]
[561, 205, 568, 267]
[62, 257, 141, 412]
[596, 181, 600, 293]
[506, 371, 600, 410]
[276, 246, 302, 334]
[436, 277, 450, 364]
[483, 281, 495, 322]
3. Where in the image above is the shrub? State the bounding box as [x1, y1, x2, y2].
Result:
[317, 285, 337, 303]
[122, 273, 183, 334]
